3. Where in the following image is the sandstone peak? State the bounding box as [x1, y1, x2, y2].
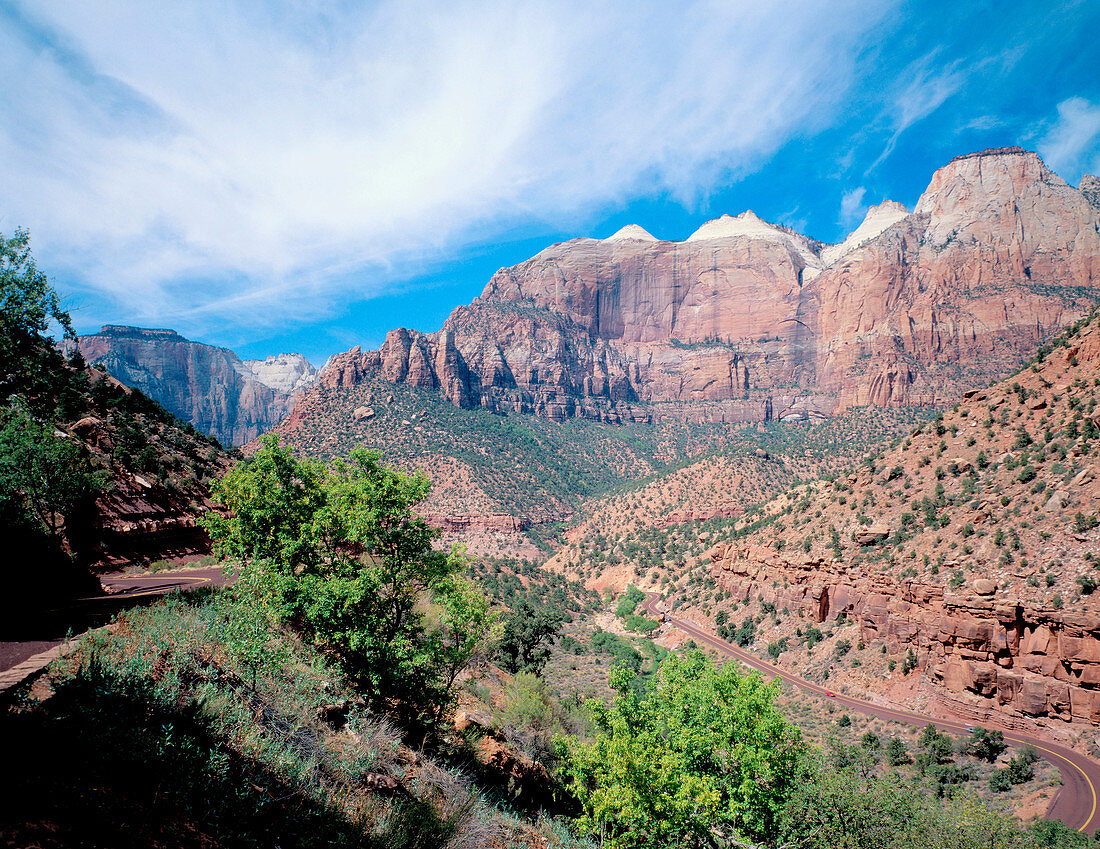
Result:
[686, 210, 775, 242]
[241, 352, 318, 395]
[1081, 174, 1100, 210]
[605, 224, 658, 242]
[686, 211, 822, 272]
[821, 200, 909, 266]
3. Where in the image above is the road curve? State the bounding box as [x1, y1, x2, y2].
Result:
[96, 566, 227, 600]
[643, 593, 1100, 834]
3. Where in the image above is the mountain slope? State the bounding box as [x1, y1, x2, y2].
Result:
[676, 307, 1100, 731]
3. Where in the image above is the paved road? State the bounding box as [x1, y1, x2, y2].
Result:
[0, 567, 228, 677]
[643, 593, 1100, 834]
[96, 566, 227, 599]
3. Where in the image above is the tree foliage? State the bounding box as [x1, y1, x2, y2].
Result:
[203, 435, 492, 723]
[1, 228, 75, 407]
[561, 651, 805, 848]
[0, 400, 97, 548]
[494, 599, 564, 674]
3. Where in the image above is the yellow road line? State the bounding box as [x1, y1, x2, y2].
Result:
[102, 574, 211, 599]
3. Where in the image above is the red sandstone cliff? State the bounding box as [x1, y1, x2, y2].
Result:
[701, 308, 1100, 728]
[285, 149, 1100, 430]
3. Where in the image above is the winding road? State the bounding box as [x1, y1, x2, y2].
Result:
[643, 593, 1100, 834]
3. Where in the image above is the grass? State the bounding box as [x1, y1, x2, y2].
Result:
[0, 588, 592, 849]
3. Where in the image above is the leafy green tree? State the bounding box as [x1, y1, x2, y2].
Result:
[782, 767, 926, 848]
[494, 599, 564, 674]
[204, 436, 489, 722]
[429, 573, 499, 721]
[562, 651, 806, 848]
[0, 400, 96, 547]
[615, 585, 645, 618]
[0, 229, 75, 407]
[966, 727, 1007, 763]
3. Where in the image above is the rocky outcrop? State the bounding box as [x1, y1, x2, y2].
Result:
[291, 148, 1100, 427]
[68, 326, 316, 445]
[422, 513, 530, 534]
[240, 353, 317, 395]
[708, 541, 1100, 726]
[700, 309, 1100, 727]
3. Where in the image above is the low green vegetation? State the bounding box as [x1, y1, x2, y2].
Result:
[561, 652, 804, 848]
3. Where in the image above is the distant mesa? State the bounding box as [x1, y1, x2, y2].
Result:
[605, 224, 658, 242]
[67, 326, 317, 446]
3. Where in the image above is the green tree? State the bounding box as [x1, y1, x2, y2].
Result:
[0, 400, 96, 546]
[494, 599, 564, 673]
[562, 651, 805, 848]
[429, 573, 499, 721]
[966, 727, 1007, 763]
[0, 229, 75, 406]
[203, 436, 489, 722]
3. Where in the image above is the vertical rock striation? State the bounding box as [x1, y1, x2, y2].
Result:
[279, 148, 1100, 435]
[68, 327, 316, 445]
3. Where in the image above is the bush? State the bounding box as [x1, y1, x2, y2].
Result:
[204, 436, 494, 723]
[562, 652, 806, 848]
[615, 585, 646, 618]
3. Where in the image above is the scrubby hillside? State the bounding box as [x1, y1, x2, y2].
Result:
[663, 307, 1100, 733]
[548, 406, 928, 591]
[268, 375, 756, 555]
[1, 230, 228, 625]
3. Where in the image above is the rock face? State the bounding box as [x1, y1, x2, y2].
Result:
[702, 309, 1100, 727]
[68, 327, 316, 446]
[293, 148, 1100, 426]
[240, 353, 317, 395]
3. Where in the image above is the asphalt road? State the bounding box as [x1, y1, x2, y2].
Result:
[0, 567, 228, 676]
[643, 593, 1100, 834]
[96, 566, 227, 599]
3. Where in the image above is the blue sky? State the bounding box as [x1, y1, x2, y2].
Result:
[2, 1, 1099, 367]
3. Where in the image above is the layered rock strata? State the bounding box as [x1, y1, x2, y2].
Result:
[707, 543, 1100, 726]
[69, 327, 316, 445]
[290, 149, 1100, 427]
[702, 312, 1100, 727]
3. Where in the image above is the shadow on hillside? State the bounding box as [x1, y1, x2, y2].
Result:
[0, 660, 449, 849]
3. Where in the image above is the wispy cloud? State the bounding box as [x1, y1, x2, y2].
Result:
[868, 53, 964, 170]
[1038, 97, 1100, 182]
[839, 187, 867, 228]
[1, 0, 899, 336]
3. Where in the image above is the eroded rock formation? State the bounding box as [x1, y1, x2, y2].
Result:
[68, 326, 316, 445]
[291, 149, 1100, 427]
[701, 310, 1100, 727]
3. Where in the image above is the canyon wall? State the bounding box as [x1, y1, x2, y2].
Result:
[69, 326, 316, 446]
[289, 148, 1100, 427]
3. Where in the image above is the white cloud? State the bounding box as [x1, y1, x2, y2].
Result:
[839, 187, 867, 228]
[0, 0, 899, 335]
[1038, 97, 1100, 182]
[867, 53, 963, 171]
